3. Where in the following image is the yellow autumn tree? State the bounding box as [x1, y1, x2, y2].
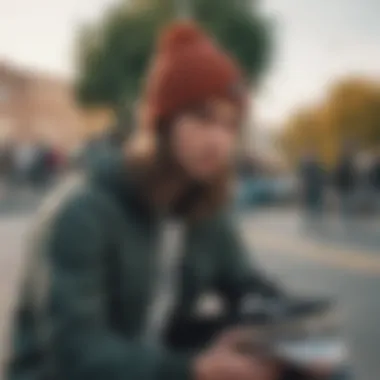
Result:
[278, 77, 380, 167]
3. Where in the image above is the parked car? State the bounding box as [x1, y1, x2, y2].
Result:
[236, 176, 297, 209]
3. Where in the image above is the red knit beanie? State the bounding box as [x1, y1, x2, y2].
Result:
[143, 21, 247, 125]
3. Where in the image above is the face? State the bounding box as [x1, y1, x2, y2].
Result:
[170, 99, 241, 181]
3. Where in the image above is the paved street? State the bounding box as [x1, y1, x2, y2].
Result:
[242, 210, 380, 380]
[0, 201, 379, 379]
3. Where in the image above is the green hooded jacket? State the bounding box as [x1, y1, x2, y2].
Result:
[6, 151, 279, 380]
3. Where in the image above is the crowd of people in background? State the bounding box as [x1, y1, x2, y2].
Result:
[2, 130, 380, 221]
[0, 128, 125, 200]
[0, 140, 66, 196]
[299, 144, 380, 219]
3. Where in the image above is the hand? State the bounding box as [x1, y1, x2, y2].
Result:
[194, 351, 278, 380]
[193, 328, 280, 380]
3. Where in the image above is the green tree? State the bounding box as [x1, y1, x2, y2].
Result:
[75, 0, 273, 133]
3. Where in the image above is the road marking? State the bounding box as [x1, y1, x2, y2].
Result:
[243, 227, 380, 275]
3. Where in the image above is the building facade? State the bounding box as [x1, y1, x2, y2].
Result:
[0, 62, 86, 152]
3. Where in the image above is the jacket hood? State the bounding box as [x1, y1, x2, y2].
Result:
[87, 149, 156, 222]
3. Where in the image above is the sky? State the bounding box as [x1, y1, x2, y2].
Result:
[0, 0, 380, 128]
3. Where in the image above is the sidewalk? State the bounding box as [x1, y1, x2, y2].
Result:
[0, 181, 54, 216]
[241, 209, 380, 275]
[248, 208, 380, 249]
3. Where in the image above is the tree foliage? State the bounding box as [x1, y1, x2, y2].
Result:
[278, 77, 380, 167]
[75, 0, 273, 110]
[75, 6, 159, 108]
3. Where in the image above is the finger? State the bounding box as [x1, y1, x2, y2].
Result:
[247, 359, 280, 380]
[216, 327, 260, 348]
[219, 357, 257, 380]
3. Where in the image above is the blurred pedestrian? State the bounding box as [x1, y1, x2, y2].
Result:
[29, 142, 50, 189]
[0, 141, 14, 198]
[369, 150, 380, 212]
[299, 147, 325, 231]
[0, 141, 14, 179]
[46, 146, 67, 179]
[334, 144, 358, 219]
[7, 22, 285, 380]
[11, 139, 39, 191]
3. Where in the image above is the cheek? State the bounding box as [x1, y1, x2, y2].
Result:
[206, 130, 237, 162]
[171, 122, 204, 156]
[219, 131, 238, 155]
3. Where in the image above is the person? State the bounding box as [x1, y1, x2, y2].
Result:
[11, 139, 38, 187]
[7, 23, 303, 380]
[368, 151, 380, 212]
[0, 141, 14, 182]
[298, 148, 325, 230]
[334, 145, 357, 218]
[29, 142, 54, 189]
[236, 155, 260, 210]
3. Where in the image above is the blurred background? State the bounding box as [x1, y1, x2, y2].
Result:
[0, 0, 379, 379]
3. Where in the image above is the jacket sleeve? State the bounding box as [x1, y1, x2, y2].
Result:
[216, 216, 284, 301]
[45, 193, 193, 380]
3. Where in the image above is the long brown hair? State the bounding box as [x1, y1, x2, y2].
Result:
[125, 112, 234, 221]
